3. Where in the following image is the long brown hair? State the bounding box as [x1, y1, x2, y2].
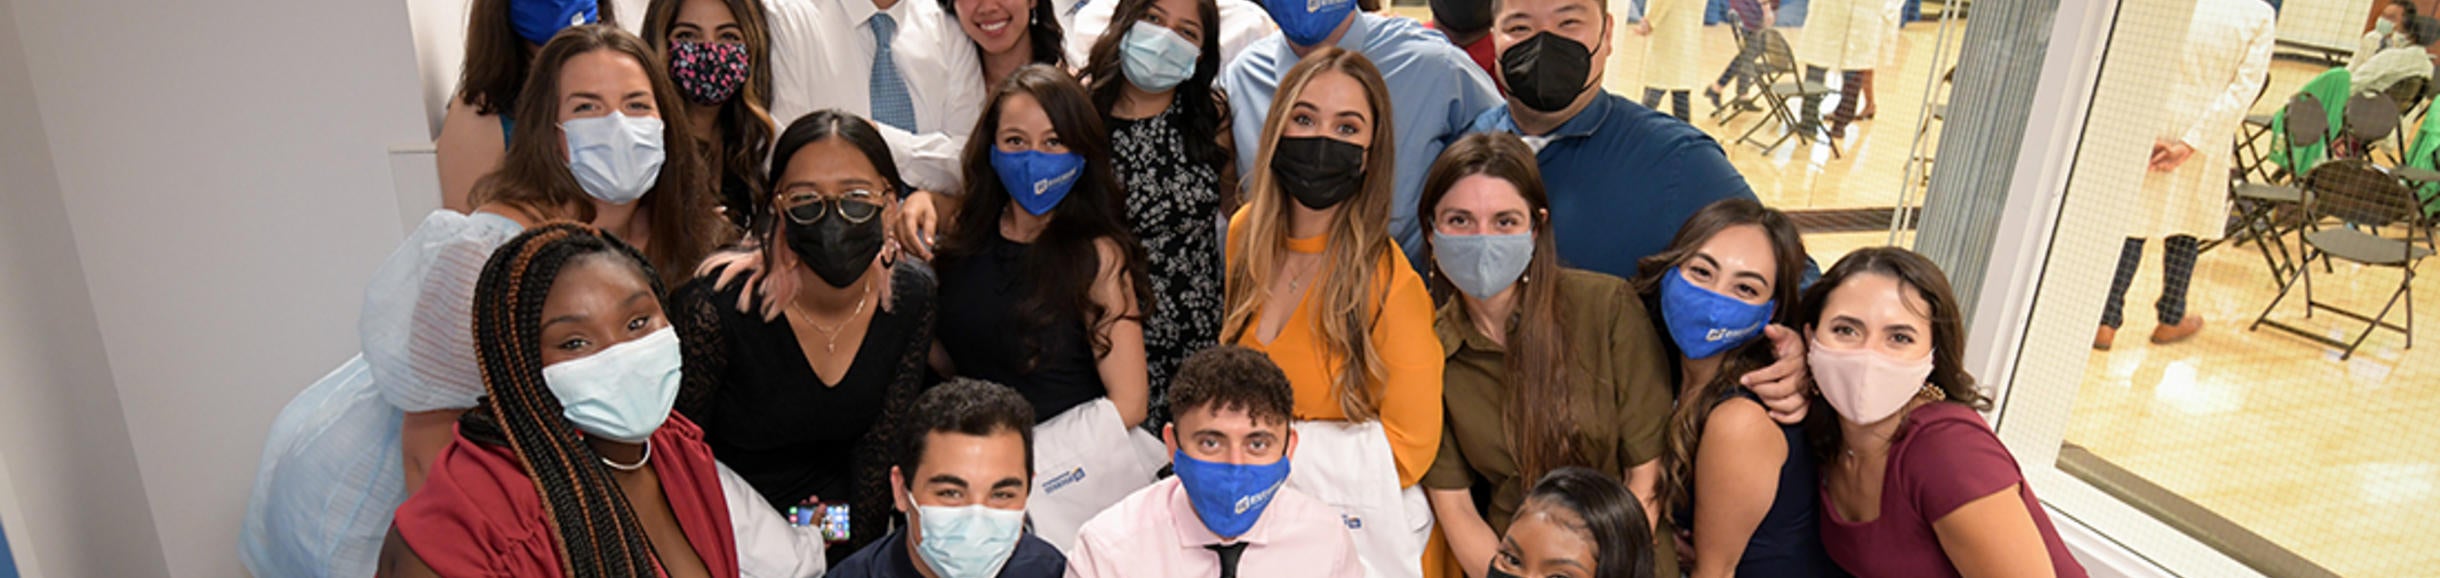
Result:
[469, 24, 729, 289]
[640, 0, 778, 225]
[938, 65, 1153, 366]
[456, 0, 621, 115]
[1797, 247, 1992, 464]
[1083, 0, 1230, 175]
[1221, 48, 1399, 421]
[1415, 132, 1578, 482]
[459, 223, 666, 577]
[1634, 199, 1808, 515]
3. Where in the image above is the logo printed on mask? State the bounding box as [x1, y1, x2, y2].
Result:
[1658, 266, 1775, 359]
[1036, 165, 1081, 196]
[992, 148, 1087, 215]
[1233, 478, 1286, 515]
[1706, 324, 1760, 343]
[1172, 449, 1293, 537]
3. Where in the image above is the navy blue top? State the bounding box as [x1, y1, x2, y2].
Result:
[1465, 92, 1760, 282]
[1671, 389, 1848, 577]
[826, 528, 1067, 578]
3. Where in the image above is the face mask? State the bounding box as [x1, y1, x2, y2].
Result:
[1499, 31, 1598, 113]
[1485, 563, 1523, 578]
[1269, 0, 1356, 47]
[541, 326, 683, 443]
[1121, 21, 1201, 92]
[1432, 231, 1534, 299]
[784, 202, 886, 288]
[911, 503, 1026, 578]
[1659, 267, 1774, 360]
[1270, 136, 1366, 210]
[563, 112, 667, 205]
[1430, 0, 1492, 36]
[1808, 337, 1936, 425]
[670, 41, 751, 106]
[512, 0, 599, 44]
[991, 148, 1086, 216]
[1172, 449, 1292, 538]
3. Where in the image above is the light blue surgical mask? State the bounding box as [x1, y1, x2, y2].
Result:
[1432, 231, 1535, 300]
[990, 148, 1086, 215]
[1657, 266, 1774, 360]
[912, 503, 1026, 578]
[1172, 449, 1291, 538]
[1121, 21, 1201, 92]
[540, 326, 682, 443]
[562, 112, 666, 205]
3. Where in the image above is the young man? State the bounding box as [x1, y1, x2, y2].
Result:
[1065, 346, 1362, 578]
[829, 379, 1067, 578]
[1218, 0, 1502, 270]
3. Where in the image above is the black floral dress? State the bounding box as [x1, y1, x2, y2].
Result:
[1110, 104, 1223, 431]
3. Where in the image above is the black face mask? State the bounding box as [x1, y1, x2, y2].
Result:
[1485, 562, 1523, 578]
[1430, 0, 1492, 37]
[1270, 136, 1367, 210]
[783, 206, 886, 288]
[1500, 31, 1598, 113]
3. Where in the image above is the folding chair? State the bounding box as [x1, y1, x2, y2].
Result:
[1711, 9, 1767, 125]
[2251, 159, 2435, 360]
[2234, 82, 2277, 183]
[1735, 28, 1840, 158]
[2214, 94, 2331, 286]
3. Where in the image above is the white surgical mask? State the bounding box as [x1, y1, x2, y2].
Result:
[1120, 21, 1200, 92]
[540, 326, 682, 443]
[912, 503, 1026, 578]
[562, 112, 666, 205]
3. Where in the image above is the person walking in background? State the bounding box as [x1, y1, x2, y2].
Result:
[1704, 0, 1774, 113]
[1634, 0, 1701, 120]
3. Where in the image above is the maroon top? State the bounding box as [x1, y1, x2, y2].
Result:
[397, 415, 742, 578]
[1819, 403, 2087, 578]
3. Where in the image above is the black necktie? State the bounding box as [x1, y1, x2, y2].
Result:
[1204, 542, 1248, 578]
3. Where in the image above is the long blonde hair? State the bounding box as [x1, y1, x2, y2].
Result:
[1221, 48, 1400, 422]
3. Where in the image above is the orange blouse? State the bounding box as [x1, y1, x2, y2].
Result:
[1226, 211, 1446, 487]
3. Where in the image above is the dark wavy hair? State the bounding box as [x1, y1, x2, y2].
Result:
[456, 0, 621, 116]
[640, 0, 778, 227]
[938, 64, 1153, 368]
[458, 223, 668, 577]
[1082, 0, 1231, 178]
[1797, 246, 1992, 464]
[1519, 466, 1656, 578]
[941, 0, 1067, 69]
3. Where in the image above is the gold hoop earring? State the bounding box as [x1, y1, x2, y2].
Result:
[1918, 383, 1947, 402]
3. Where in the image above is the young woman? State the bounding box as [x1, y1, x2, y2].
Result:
[1490, 467, 1658, 578]
[437, 0, 611, 212]
[670, 110, 932, 563]
[1222, 47, 1444, 578]
[642, 0, 776, 228]
[1638, 199, 1843, 577]
[945, 0, 1067, 89]
[1082, 0, 1233, 431]
[931, 64, 1161, 552]
[1803, 247, 2088, 577]
[1417, 132, 1677, 578]
[241, 25, 726, 577]
[380, 225, 806, 577]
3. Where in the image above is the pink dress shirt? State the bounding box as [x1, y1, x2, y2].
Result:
[1065, 477, 1364, 578]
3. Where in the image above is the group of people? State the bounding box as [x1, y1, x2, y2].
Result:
[238, 0, 2092, 576]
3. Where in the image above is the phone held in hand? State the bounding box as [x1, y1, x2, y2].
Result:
[786, 498, 851, 543]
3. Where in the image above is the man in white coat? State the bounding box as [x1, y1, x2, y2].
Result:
[2094, 0, 2276, 350]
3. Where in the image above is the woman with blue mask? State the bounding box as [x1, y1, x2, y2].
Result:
[241, 25, 730, 577]
[439, 0, 616, 212]
[1634, 199, 1844, 577]
[1080, 0, 1232, 433]
[1416, 132, 1678, 578]
[931, 64, 1164, 553]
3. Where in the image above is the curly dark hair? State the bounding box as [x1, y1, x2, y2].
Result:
[1166, 345, 1296, 428]
[894, 378, 1039, 479]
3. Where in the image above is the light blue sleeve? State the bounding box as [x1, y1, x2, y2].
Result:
[240, 356, 402, 578]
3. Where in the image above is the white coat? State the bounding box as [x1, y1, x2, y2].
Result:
[1639, 0, 1704, 90]
[2139, 0, 2276, 241]
[1798, 0, 1885, 71]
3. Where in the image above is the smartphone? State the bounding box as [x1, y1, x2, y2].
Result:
[787, 499, 852, 543]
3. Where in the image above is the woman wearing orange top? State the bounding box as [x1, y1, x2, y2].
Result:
[1222, 47, 1445, 578]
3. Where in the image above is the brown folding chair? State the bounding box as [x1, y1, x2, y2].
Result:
[2251, 158, 2435, 360]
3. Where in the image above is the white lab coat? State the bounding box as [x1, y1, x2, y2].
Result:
[1798, 0, 1885, 71]
[2140, 0, 2276, 241]
[1640, 0, 1703, 90]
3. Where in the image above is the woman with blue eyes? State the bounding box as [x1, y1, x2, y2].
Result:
[1635, 199, 1844, 577]
[930, 64, 1163, 553]
[1223, 48, 1446, 578]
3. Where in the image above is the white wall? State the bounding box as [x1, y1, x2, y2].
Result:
[2278, 0, 2376, 49]
[3, 0, 434, 574]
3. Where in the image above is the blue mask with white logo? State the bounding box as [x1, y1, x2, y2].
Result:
[1172, 449, 1292, 538]
[511, 0, 599, 45]
[1268, 0, 1356, 47]
[989, 148, 1086, 215]
[1658, 266, 1774, 360]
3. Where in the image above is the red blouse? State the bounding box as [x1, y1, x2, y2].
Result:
[396, 415, 741, 578]
[1819, 402, 2088, 578]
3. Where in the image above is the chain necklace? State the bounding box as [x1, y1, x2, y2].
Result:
[788, 280, 875, 354]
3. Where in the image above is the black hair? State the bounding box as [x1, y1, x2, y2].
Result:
[894, 378, 1040, 480]
[1521, 467, 1655, 578]
[1167, 345, 1297, 427]
[760, 110, 912, 256]
[1082, 0, 1232, 179]
[941, 0, 1067, 69]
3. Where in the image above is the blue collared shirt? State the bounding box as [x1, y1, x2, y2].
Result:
[1219, 12, 1503, 269]
[1466, 93, 1761, 281]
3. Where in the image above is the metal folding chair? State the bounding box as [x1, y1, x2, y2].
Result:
[2214, 94, 2331, 287]
[1735, 28, 1839, 157]
[2251, 159, 2435, 360]
[1710, 9, 1766, 125]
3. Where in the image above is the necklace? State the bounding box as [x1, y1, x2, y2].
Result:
[789, 280, 875, 354]
[1279, 257, 1323, 298]
[602, 439, 653, 471]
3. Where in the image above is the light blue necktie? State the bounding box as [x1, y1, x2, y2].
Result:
[868, 13, 917, 131]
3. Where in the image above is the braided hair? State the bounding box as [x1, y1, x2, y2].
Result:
[458, 223, 670, 577]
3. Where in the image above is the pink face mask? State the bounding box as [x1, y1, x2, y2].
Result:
[1808, 337, 1936, 425]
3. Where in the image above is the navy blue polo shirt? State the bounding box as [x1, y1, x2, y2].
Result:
[1465, 92, 1760, 281]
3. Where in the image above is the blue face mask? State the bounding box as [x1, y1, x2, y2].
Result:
[1269, 0, 1357, 47]
[1658, 266, 1774, 360]
[990, 148, 1087, 216]
[511, 0, 599, 45]
[1172, 449, 1292, 538]
[1122, 21, 1201, 92]
[911, 503, 1026, 578]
